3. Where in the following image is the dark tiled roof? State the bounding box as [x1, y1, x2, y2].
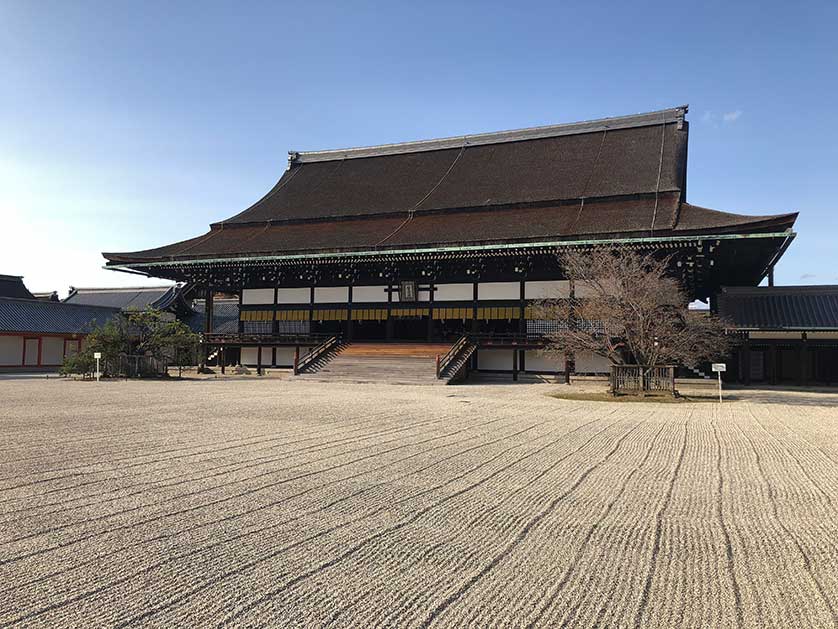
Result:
[718, 286, 838, 330]
[103, 107, 797, 266]
[0, 298, 120, 334]
[0, 275, 35, 299]
[187, 300, 240, 334]
[223, 113, 688, 225]
[64, 285, 178, 310]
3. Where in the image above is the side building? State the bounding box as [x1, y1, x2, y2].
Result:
[719, 285, 838, 385]
[0, 276, 119, 371]
[103, 106, 797, 377]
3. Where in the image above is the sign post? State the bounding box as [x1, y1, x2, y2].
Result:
[711, 363, 726, 402]
[94, 352, 101, 382]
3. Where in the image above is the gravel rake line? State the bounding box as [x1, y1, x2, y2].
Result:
[522, 418, 669, 629]
[0, 406, 404, 487]
[0, 411, 529, 601]
[212, 413, 618, 627]
[730, 408, 838, 626]
[407, 412, 646, 629]
[0, 406, 426, 508]
[631, 413, 690, 629]
[107, 413, 600, 628]
[744, 405, 836, 511]
[336, 407, 634, 627]
[0, 413, 457, 551]
[709, 409, 745, 629]
[0, 409, 454, 519]
[5, 415, 572, 627]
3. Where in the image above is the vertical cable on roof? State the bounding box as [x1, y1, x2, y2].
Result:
[650, 113, 667, 234]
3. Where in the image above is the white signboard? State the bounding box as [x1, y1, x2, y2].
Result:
[93, 352, 102, 382]
[712, 363, 725, 402]
[93, 352, 102, 359]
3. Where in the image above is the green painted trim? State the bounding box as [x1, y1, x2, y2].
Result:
[106, 230, 796, 271]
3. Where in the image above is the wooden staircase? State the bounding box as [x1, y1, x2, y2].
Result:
[295, 342, 455, 385]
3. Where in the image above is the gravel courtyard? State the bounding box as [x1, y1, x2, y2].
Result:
[1, 378, 837, 628]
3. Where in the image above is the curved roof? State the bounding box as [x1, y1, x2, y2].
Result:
[0, 297, 120, 334]
[104, 106, 796, 267]
[64, 285, 179, 310]
[719, 286, 838, 330]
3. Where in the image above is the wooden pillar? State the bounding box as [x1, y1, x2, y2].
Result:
[799, 335, 808, 386]
[471, 282, 479, 335]
[743, 337, 751, 385]
[769, 344, 778, 385]
[512, 348, 518, 382]
[565, 279, 575, 384]
[256, 345, 263, 376]
[347, 286, 354, 341]
[427, 282, 435, 341]
[768, 266, 775, 287]
[201, 288, 214, 369]
[386, 284, 394, 341]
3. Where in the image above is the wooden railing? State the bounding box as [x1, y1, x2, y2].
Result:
[437, 336, 471, 378]
[610, 365, 677, 396]
[468, 333, 545, 347]
[204, 332, 334, 346]
[294, 335, 342, 375]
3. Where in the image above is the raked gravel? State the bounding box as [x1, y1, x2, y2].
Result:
[0, 377, 836, 628]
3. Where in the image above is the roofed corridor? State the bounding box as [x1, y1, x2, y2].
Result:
[1, 378, 836, 627]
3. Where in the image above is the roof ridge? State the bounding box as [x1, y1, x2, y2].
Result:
[0, 296, 122, 310]
[69, 286, 174, 292]
[290, 106, 688, 164]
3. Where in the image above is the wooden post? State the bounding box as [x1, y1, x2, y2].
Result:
[512, 348, 518, 382]
[220, 347, 225, 374]
[799, 335, 808, 386]
[257, 345, 263, 376]
[200, 287, 214, 370]
[743, 337, 752, 385]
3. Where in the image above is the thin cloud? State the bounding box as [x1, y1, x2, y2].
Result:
[800, 273, 817, 280]
[723, 110, 742, 123]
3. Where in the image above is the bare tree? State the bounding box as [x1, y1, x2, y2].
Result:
[534, 248, 730, 368]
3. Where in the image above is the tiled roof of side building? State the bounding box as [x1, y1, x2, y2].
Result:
[0, 297, 121, 334]
[64, 285, 178, 310]
[0, 275, 35, 299]
[187, 300, 240, 334]
[718, 286, 838, 330]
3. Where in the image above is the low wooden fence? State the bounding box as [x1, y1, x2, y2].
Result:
[106, 354, 169, 378]
[610, 365, 677, 396]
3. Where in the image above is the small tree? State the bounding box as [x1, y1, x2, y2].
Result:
[535, 248, 730, 369]
[61, 308, 200, 378]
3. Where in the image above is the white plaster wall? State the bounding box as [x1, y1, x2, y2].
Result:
[241, 288, 275, 305]
[524, 350, 563, 373]
[23, 339, 39, 366]
[478, 282, 520, 300]
[477, 349, 514, 371]
[277, 288, 311, 304]
[0, 336, 23, 366]
[525, 280, 570, 299]
[275, 347, 297, 367]
[575, 351, 611, 374]
[352, 286, 389, 302]
[314, 286, 349, 303]
[434, 283, 473, 302]
[41, 337, 64, 365]
[241, 347, 272, 366]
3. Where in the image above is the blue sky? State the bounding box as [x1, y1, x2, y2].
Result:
[1, 1, 836, 295]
